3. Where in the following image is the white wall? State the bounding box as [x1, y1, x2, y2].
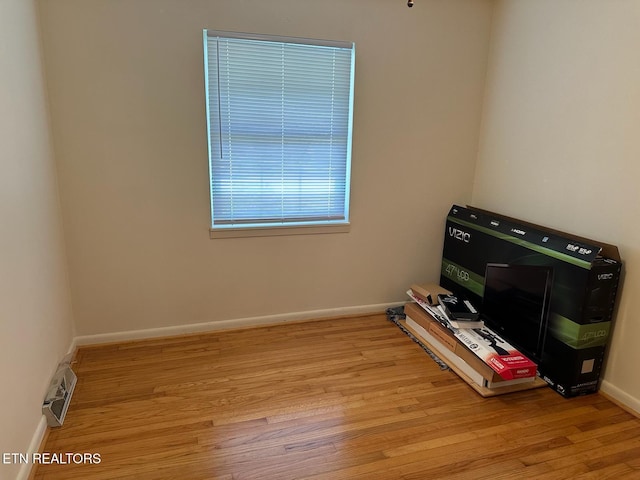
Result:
[0, 0, 75, 478]
[473, 0, 640, 408]
[37, 0, 494, 336]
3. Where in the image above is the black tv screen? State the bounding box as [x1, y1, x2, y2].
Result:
[481, 263, 553, 363]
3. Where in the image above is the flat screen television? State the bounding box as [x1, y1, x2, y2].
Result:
[481, 263, 554, 363]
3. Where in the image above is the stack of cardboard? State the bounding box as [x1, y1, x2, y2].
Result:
[403, 283, 546, 396]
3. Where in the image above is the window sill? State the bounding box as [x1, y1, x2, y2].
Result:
[210, 223, 351, 239]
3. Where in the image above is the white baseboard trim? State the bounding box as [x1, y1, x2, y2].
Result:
[600, 380, 640, 417]
[17, 416, 47, 480]
[74, 302, 404, 347]
[19, 337, 84, 480]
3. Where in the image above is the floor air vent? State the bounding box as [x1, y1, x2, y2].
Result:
[42, 355, 77, 427]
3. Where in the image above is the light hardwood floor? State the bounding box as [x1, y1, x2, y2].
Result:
[33, 314, 640, 479]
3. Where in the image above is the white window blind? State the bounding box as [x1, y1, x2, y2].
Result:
[203, 31, 355, 229]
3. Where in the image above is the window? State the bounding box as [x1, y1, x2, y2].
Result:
[203, 30, 355, 235]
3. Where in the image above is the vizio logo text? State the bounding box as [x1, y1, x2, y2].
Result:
[448, 227, 471, 243]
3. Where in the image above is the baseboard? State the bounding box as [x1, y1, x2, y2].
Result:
[17, 416, 47, 480]
[18, 336, 78, 480]
[73, 302, 404, 347]
[600, 380, 640, 418]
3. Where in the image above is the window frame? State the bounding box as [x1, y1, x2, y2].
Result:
[203, 30, 355, 238]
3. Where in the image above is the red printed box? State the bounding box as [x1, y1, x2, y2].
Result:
[453, 328, 537, 380]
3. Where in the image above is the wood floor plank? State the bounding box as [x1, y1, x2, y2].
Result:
[32, 314, 640, 479]
[572, 463, 637, 479]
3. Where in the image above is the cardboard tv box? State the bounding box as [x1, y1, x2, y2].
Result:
[439, 205, 622, 397]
